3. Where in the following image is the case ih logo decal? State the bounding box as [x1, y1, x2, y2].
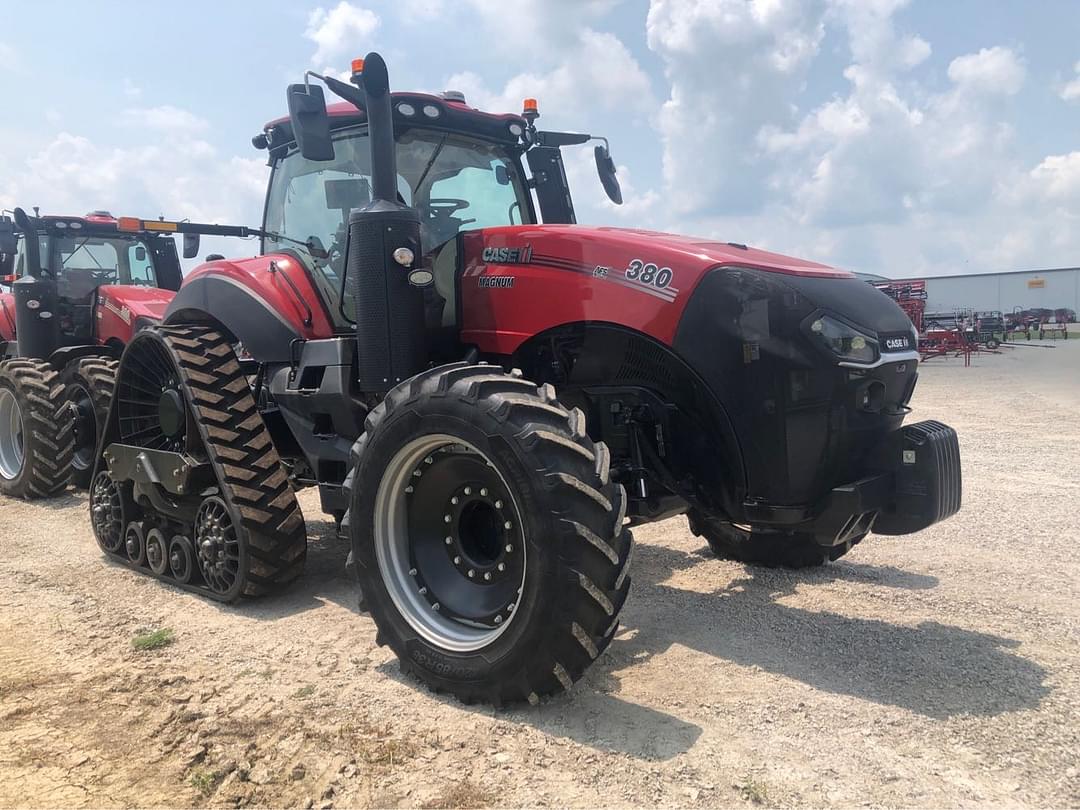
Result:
[102, 297, 133, 325]
[478, 276, 516, 288]
[482, 245, 532, 264]
[883, 334, 913, 351]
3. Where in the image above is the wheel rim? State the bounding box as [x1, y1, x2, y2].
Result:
[89, 471, 125, 552]
[69, 382, 96, 472]
[146, 528, 168, 575]
[374, 435, 526, 652]
[0, 386, 25, 480]
[168, 536, 195, 583]
[195, 496, 240, 594]
[124, 522, 146, 565]
[116, 334, 187, 452]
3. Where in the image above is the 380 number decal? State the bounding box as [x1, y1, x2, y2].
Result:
[625, 259, 673, 289]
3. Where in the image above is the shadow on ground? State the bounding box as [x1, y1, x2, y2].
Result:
[616, 542, 1049, 720]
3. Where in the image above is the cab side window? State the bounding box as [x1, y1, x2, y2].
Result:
[127, 243, 157, 285]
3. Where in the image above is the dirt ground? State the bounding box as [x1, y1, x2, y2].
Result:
[1, 340, 1079, 809]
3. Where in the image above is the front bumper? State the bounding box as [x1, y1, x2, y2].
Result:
[805, 420, 962, 545]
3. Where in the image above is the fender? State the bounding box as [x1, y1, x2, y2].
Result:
[0, 293, 15, 343]
[48, 344, 121, 370]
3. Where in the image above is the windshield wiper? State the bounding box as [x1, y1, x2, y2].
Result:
[414, 133, 449, 194]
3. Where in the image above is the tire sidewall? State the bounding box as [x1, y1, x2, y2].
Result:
[351, 403, 569, 688]
[0, 371, 31, 494]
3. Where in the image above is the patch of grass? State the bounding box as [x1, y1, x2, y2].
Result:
[738, 775, 769, 805]
[421, 780, 494, 809]
[131, 628, 175, 652]
[335, 721, 417, 768]
[188, 769, 220, 796]
[292, 684, 316, 699]
[258, 667, 274, 681]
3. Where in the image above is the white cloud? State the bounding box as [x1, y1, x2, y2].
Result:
[1060, 60, 1080, 102]
[0, 42, 18, 72]
[445, 28, 653, 125]
[8, 132, 267, 235]
[304, 2, 380, 67]
[122, 105, 210, 133]
[646, 0, 827, 215]
[947, 46, 1026, 96]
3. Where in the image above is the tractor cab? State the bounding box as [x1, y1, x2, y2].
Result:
[255, 68, 620, 331]
[0, 212, 183, 350]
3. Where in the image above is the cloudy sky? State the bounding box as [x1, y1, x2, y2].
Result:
[2, 0, 1079, 277]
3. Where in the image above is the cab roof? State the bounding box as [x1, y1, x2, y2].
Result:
[260, 91, 527, 155]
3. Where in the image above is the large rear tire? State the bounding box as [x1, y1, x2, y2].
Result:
[0, 359, 74, 499]
[61, 357, 117, 489]
[687, 510, 863, 568]
[344, 363, 632, 705]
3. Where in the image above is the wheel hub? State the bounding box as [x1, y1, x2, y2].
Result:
[195, 497, 239, 593]
[158, 388, 185, 438]
[69, 383, 96, 472]
[0, 387, 25, 481]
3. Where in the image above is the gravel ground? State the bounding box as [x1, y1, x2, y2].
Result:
[1, 341, 1078, 809]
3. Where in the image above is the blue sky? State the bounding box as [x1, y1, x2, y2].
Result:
[2, 0, 1079, 277]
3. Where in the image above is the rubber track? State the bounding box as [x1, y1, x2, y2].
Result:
[63, 356, 118, 489]
[344, 362, 634, 705]
[0, 359, 74, 498]
[155, 326, 306, 598]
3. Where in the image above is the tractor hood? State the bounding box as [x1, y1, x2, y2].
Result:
[97, 285, 176, 324]
[466, 224, 852, 283]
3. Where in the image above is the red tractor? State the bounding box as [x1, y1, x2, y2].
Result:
[90, 54, 961, 705]
[0, 209, 269, 497]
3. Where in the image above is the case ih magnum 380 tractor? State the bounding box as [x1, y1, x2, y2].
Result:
[89, 53, 961, 704]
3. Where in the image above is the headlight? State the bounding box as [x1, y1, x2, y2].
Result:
[806, 314, 879, 364]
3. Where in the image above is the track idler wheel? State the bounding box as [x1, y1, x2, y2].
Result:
[124, 522, 147, 566]
[194, 496, 241, 597]
[146, 528, 170, 575]
[344, 363, 633, 706]
[89, 470, 125, 553]
[168, 536, 196, 584]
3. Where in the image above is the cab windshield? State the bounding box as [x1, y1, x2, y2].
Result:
[263, 127, 533, 324]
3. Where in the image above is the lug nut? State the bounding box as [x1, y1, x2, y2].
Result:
[495, 500, 503, 509]
[405, 485, 414, 494]
[432, 602, 440, 611]
[409, 568, 418, 576]
[494, 615, 503, 624]
[451, 496, 459, 505]
[498, 563, 506, 572]
[484, 572, 492, 581]
[467, 569, 475, 578]
[453, 556, 461, 564]
[505, 544, 513, 553]
[480, 488, 488, 496]
[507, 602, 516, 612]
[464, 487, 472, 495]
[504, 521, 512, 530]
[413, 469, 422, 477]
[445, 536, 453, 545]
[419, 587, 427, 596]
[444, 514, 452, 523]
[425, 456, 433, 464]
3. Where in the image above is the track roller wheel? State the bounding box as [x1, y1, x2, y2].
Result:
[169, 536, 196, 584]
[90, 470, 125, 553]
[124, 522, 147, 566]
[61, 356, 117, 489]
[687, 510, 864, 568]
[146, 528, 169, 575]
[344, 363, 632, 706]
[111, 326, 306, 600]
[0, 359, 74, 499]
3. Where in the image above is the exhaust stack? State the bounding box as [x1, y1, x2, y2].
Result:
[345, 52, 426, 393]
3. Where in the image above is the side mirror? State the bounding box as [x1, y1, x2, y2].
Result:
[287, 83, 334, 162]
[594, 145, 623, 205]
[182, 232, 201, 260]
[0, 216, 16, 256]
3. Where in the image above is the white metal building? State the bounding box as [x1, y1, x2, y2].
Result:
[909, 267, 1080, 316]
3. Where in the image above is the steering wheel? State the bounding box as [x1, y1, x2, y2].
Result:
[426, 198, 471, 216]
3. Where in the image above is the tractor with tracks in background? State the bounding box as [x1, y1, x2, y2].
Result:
[89, 53, 962, 705]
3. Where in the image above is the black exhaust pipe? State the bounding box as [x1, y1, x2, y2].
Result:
[11, 208, 59, 359]
[345, 52, 426, 393]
